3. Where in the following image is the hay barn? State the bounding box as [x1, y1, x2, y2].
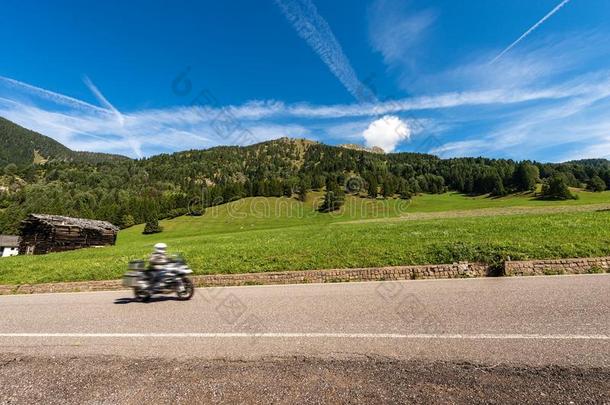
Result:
[19, 214, 119, 255]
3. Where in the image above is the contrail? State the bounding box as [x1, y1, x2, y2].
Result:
[82, 76, 125, 126]
[274, 0, 376, 102]
[82, 75, 142, 158]
[491, 0, 572, 64]
[0, 74, 142, 157]
[0, 75, 107, 113]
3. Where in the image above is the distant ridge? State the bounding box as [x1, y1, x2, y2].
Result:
[566, 159, 610, 167]
[339, 143, 385, 154]
[0, 116, 130, 166]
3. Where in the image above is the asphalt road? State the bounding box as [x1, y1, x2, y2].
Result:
[0, 274, 608, 366]
[1, 274, 609, 403]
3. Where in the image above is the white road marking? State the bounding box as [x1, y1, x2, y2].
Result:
[0, 333, 608, 340]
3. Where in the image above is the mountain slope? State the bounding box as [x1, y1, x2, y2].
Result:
[0, 116, 129, 166]
[0, 117, 73, 166]
[2, 116, 610, 235]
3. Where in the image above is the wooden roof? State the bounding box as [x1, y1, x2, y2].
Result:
[25, 214, 119, 233]
[0, 235, 19, 247]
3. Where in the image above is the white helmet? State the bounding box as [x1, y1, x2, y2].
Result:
[154, 243, 167, 253]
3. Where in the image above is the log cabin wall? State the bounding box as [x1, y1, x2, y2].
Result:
[19, 219, 53, 255]
[19, 214, 118, 255]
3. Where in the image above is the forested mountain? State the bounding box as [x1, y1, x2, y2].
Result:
[0, 117, 128, 166]
[1, 116, 609, 234]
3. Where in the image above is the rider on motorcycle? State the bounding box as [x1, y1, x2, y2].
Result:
[148, 243, 170, 286]
[123, 243, 194, 301]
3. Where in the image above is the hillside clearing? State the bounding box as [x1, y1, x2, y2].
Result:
[338, 203, 610, 224]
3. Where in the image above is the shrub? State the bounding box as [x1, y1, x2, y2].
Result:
[143, 215, 163, 234]
[587, 176, 606, 192]
[120, 214, 135, 229]
[540, 174, 576, 200]
[3, 163, 18, 176]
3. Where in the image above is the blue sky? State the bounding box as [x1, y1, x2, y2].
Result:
[1, 0, 609, 162]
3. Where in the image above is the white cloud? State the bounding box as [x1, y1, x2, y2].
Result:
[431, 78, 610, 160]
[0, 96, 312, 156]
[1, 69, 608, 158]
[368, 0, 436, 68]
[3, 68, 598, 124]
[362, 115, 410, 152]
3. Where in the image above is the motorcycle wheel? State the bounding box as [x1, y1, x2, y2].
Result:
[134, 288, 151, 303]
[176, 277, 195, 301]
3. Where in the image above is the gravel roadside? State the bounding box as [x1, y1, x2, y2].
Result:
[1, 354, 608, 404]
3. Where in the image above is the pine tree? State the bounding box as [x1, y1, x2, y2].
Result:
[490, 174, 507, 196]
[297, 181, 308, 202]
[367, 177, 378, 199]
[514, 162, 539, 191]
[381, 176, 395, 198]
[282, 182, 293, 197]
[319, 178, 344, 212]
[143, 213, 163, 234]
[268, 178, 283, 197]
[312, 175, 325, 191]
[398, 180, 412, 200]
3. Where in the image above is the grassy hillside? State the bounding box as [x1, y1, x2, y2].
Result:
[2, 114, 610, 236]
[403, 188, 610, 212]
[0, 116, 128, 166]
[0, 117, 72, 166]
[2, 190, 610, 285]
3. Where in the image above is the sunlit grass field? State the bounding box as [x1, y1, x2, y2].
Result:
[2, 190, 610, 285]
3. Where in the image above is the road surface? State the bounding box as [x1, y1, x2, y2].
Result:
[1, 274, 609, 403]
[0, 274, 608, 365]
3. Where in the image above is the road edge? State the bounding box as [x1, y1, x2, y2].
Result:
[1, 256, 609, 295]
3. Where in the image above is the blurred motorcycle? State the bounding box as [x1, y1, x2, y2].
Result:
[122, 254, 195, 302]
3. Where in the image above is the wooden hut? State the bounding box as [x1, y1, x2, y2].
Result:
[19, 214, 119, 255]
[0, 235, 20, 257]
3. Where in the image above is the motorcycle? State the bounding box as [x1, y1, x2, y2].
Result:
[122, 254, 195, 302]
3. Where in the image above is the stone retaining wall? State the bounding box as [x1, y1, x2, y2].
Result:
[194, 262, 490, 287]
[3, 258, 609, 295]
[1, 262, 489, 295]
[504, 257, 610, 276]
[13, 280, 123, 294]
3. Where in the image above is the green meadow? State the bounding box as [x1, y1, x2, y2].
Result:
[1, 190, 610, 285]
